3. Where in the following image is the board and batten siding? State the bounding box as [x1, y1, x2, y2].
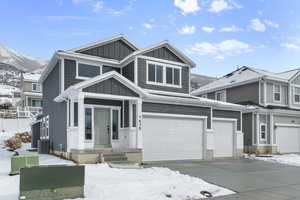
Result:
[266, 81, 288, 105]
[142, 102, 211, 129]
[137, 58, 190, 93]
[42, 61, 67, 151]
[226, 82, 259, 105]
[122, 61, 135, 82]
[143, 47, 185, 63]
[243, 113, 253, 148]
[77, 39, 135, 61]
[82, 78, 139, 97]
[291, 74, 300, 85]
[213, 109, 241, 131]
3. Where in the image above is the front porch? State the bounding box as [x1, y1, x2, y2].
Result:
[54, 72, 147, 163]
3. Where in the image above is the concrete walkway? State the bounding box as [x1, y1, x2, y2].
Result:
[146, 159, 300, 200]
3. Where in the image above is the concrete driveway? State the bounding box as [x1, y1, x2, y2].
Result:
[146, 159, 300, 200]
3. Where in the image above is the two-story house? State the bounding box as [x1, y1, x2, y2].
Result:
[192, 66, 300, 154]
[22, 72, 42, 112]
[39, 35, 245, 163]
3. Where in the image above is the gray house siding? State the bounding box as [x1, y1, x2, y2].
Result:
[226, 82, 259, 105]
[102, 66, 120, 73]
[265, 81, 288, 106]
[207, 92, 215, 100]
[243, 113, 253, 149]
[82, 78, 139, 97]
[43, 61, 67, 151]
[137, 58, 189, 93]
[143, 47, 185, 63]
[142, 102, 211, 129]
[122, 61, 134, 82]
[291, 74, 300, 84]
[64, 59, 81, 90]
[77, 40, 135, 61]
[213, 109, 241, 131]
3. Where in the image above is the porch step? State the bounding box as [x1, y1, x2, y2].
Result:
[101, 152, 128, 163]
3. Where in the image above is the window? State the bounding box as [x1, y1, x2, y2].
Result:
[31, 99, 42, 107]
[85, 108, 92, 140]
[260, 123, 267, 141]
[147, 61, 181, 87]
[147, 63, 163, 83]
[294, 87, 300, 104]
[77, 62, 101, 79]
[215, 91, 226, 102]
[13, 92, 21, 98]
[274, 84, 281, 102]
[112, 110, 119, 140]
[32, 83, 41, 92]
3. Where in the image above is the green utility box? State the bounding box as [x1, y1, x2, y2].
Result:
[10, 155, 39, 175]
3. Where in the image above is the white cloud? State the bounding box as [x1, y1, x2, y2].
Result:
[129, 26, 133, 30]
[56, 0, 63, 6]
[142, 23, 153, 29]
[72, 0, 91, 4]
[264, 20, 279, 28]
[249, 18, 266, 32]
[92, 1, 104, 13]
[220, 25, 242, 32]
[188, 39, 251, 59]
[281, 43, 299, 50]
[174, 0, 200, 15]
[201, 26, 215, 33]
[208, 0, 241, 13]
[179, 25, 196, 34]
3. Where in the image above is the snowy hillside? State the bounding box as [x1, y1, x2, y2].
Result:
[0, 43, 47, 72]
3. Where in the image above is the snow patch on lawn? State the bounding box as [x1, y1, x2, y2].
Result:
[0, 143, 234, 200]
[248, 154, 300, 167]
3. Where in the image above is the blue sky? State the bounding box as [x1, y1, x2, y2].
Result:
[0, 0, 300, 77]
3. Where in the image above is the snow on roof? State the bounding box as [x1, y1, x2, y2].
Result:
[0, 84, 20, 95]
[192, 66, 300, 95]
[23, 72, 41, 82]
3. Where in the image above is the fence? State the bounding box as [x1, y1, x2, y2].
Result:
[0, 106, 42, 119]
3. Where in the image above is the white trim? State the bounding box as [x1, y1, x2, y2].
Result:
[142, 112, 208, 120]
[146, 60, 182, 88]
[263, 81, 267, 106]
[212, 117, 237, 122]
[137, 55, 191, 67]
[134, 56, 138, 84]
[84, 92, 140, 101]
[293, 86, 300, 104]
[259, 123, 267, 141]
[275, 123, 300, 128]
[144, 89, 191, 97]
[75, 60, 102, 80]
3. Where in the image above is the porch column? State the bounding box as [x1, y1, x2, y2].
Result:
[136, 99, 143, 148]
[77, 92, 85, 149]
[256, 113, 260, 145]
[270, 113, 274, 145]
[70, 98, 74, 127]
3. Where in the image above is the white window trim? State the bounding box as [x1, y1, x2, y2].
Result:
[260, 123, 267, 141]
[273, 84, 281, 103]
[31, 99, 42, 107]
[76, 60, 102, 80]
[146, 60, 182, 88]
[32, 83, 41, 92]
[215, 90, 226, 102]
[293, 86, 300, 104]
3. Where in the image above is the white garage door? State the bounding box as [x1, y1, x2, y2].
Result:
[142, 114, 204, 162]
[276, 126, 300, 153]
[213, 119, 234, 157]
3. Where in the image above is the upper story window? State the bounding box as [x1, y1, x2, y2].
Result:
[76, 62, 102, 80]
[146, 61, 181, 88]
[215, 90, 226, 102]
[32, 83, 41, 92]
[294, 87, 300, 104]
[273, 84, 281, 102]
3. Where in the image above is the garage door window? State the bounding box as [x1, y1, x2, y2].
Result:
[260, 123, 267, 141]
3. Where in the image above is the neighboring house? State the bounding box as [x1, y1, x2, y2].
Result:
[192, 66, 300, 154]
[22, 72, 42, 111]
[190, 73, 217, 91]
[39, 34, 245, 163]
[0, 84, 22, 107]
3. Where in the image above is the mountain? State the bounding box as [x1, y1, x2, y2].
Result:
[0, 43, 48, 72]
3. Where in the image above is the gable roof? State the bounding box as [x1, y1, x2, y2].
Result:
[192, 66, 300, 95]
[69, 34, 140, 52]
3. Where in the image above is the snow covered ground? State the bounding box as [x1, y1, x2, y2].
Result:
[248, 154, 300, 167]
[0, 141, 234, 200]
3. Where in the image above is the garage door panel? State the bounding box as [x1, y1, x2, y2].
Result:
[276, 126, 300, 153]
[142, 115, 203, 161]
[213, 120, 234, 158]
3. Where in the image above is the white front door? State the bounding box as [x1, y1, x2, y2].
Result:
[276, 126, 300, 153]
[94, 108, 111, 147]
[142, 114, 204, 162]
[213, 119, 234, 157]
